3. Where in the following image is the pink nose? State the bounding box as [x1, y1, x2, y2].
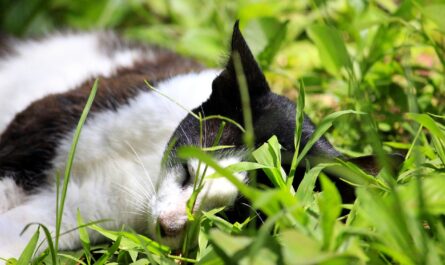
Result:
[158, 212, 187, 237]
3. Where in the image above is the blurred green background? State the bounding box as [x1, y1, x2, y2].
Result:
[1, 0, 444, 155]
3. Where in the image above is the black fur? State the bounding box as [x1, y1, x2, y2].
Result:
[167, 21, 341, 170]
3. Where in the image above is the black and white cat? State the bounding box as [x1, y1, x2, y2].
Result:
[0, 22, 367, 259]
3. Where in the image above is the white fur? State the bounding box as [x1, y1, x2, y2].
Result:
[0, 32, 149, 132]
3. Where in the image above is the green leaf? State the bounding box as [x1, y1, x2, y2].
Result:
[201, 145, 235, 152]
[56, 253, 88, 265]
[406, 113, 445, 165]
[335, 158, 383, 186]
[209, 230, 251, 257]
[243, 17, 284, 57]
[205, 161, 272, 181]
[94, 235, 122, 265]
[280, 229, 321, 263]
[296, 162, 334, 207]
[252, 136, 287, 188]
[88, 225, 170, 255]
[406, 113, 445, 141]
[318, 175, 342, 250]
[400, 174, 445, 216]
[178, 28, 223, 65]
[252, 189, 308, 227]
[38, 224, 57, 265]
[357, 188, 418, 264]
[202, 212, 240, 234]
[177, 146, 258, 199]
[76, 210, 91, 264]
[196, 247, 224, 265]
[297, 110, 365, 166]
[432, 136, 445, 166]
[17, 227, 39, 265]
[307, 24, 352, 76]
[287, 80, 306, 190]
[257, 20, 288, 69]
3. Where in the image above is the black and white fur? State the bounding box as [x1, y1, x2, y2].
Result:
[0, 23, 345, 259]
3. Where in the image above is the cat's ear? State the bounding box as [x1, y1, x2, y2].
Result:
[211, 21, 270, 103]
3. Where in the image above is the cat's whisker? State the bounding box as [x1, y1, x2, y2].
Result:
[121, 210, 150, 217]
[114, 183, 152, 206]
[116, 191, 152, 215]
[122, 200, 152, 214]
[179, 124, 192, 145]
[125, 142, 157, 195]
[113, 178, 153, 201]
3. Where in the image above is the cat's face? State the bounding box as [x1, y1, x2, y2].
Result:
[146, 22, 302, 248]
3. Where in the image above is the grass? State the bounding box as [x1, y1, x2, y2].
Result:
[1, 0, 445, 264]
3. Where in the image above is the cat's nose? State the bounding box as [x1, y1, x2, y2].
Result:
[158, 212, 187, 237]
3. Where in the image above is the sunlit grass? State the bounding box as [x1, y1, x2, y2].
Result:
[2, 1, 445, 264]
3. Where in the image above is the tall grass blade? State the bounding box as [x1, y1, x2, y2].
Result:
[55, 79, 98, 250]
[297, 110, 364, 166]
[287, 79, 306, 190]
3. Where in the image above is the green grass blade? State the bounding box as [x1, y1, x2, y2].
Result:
[318, 175, 342, 251]
[296, 162, 334, 207]
[252, 136, 286, 188]
[287, 79, 306, 190]
[205, 161, 272, 179]
[56, 79, 98, 250]
[233, 52, 255, 149]
[406, 113, 445, 142]
[307, 24, 352, 76]
[297, 110, 365, 166]
[37, 224, 57, 265]
[257, 20, 288, 69]
[56, 254, 87, 265]
[177, 146, 257, 199]
[17, 227, 39, 265]
[76, 210, 91, 265]
[201, 115, 245, 133]
[94, 235, 122, 265]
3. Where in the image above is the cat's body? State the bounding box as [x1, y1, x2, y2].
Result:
[0, 24, 343, 260]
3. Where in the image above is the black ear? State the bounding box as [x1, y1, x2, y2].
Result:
[211, 21, 270, 103]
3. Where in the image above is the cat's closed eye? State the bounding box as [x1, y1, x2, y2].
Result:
[181, 163, 192, 187]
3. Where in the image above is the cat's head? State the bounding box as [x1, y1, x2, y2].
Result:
[143, 21, 294, 248]
[147, 21, 340, 248]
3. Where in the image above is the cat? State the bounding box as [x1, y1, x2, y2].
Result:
[0, 21, 392, 260]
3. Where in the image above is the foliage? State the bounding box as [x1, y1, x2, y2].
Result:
[1, 0, 445, 264]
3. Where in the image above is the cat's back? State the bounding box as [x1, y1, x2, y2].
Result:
[0, 31, 214, 192]
[0, 32, 202, 132]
